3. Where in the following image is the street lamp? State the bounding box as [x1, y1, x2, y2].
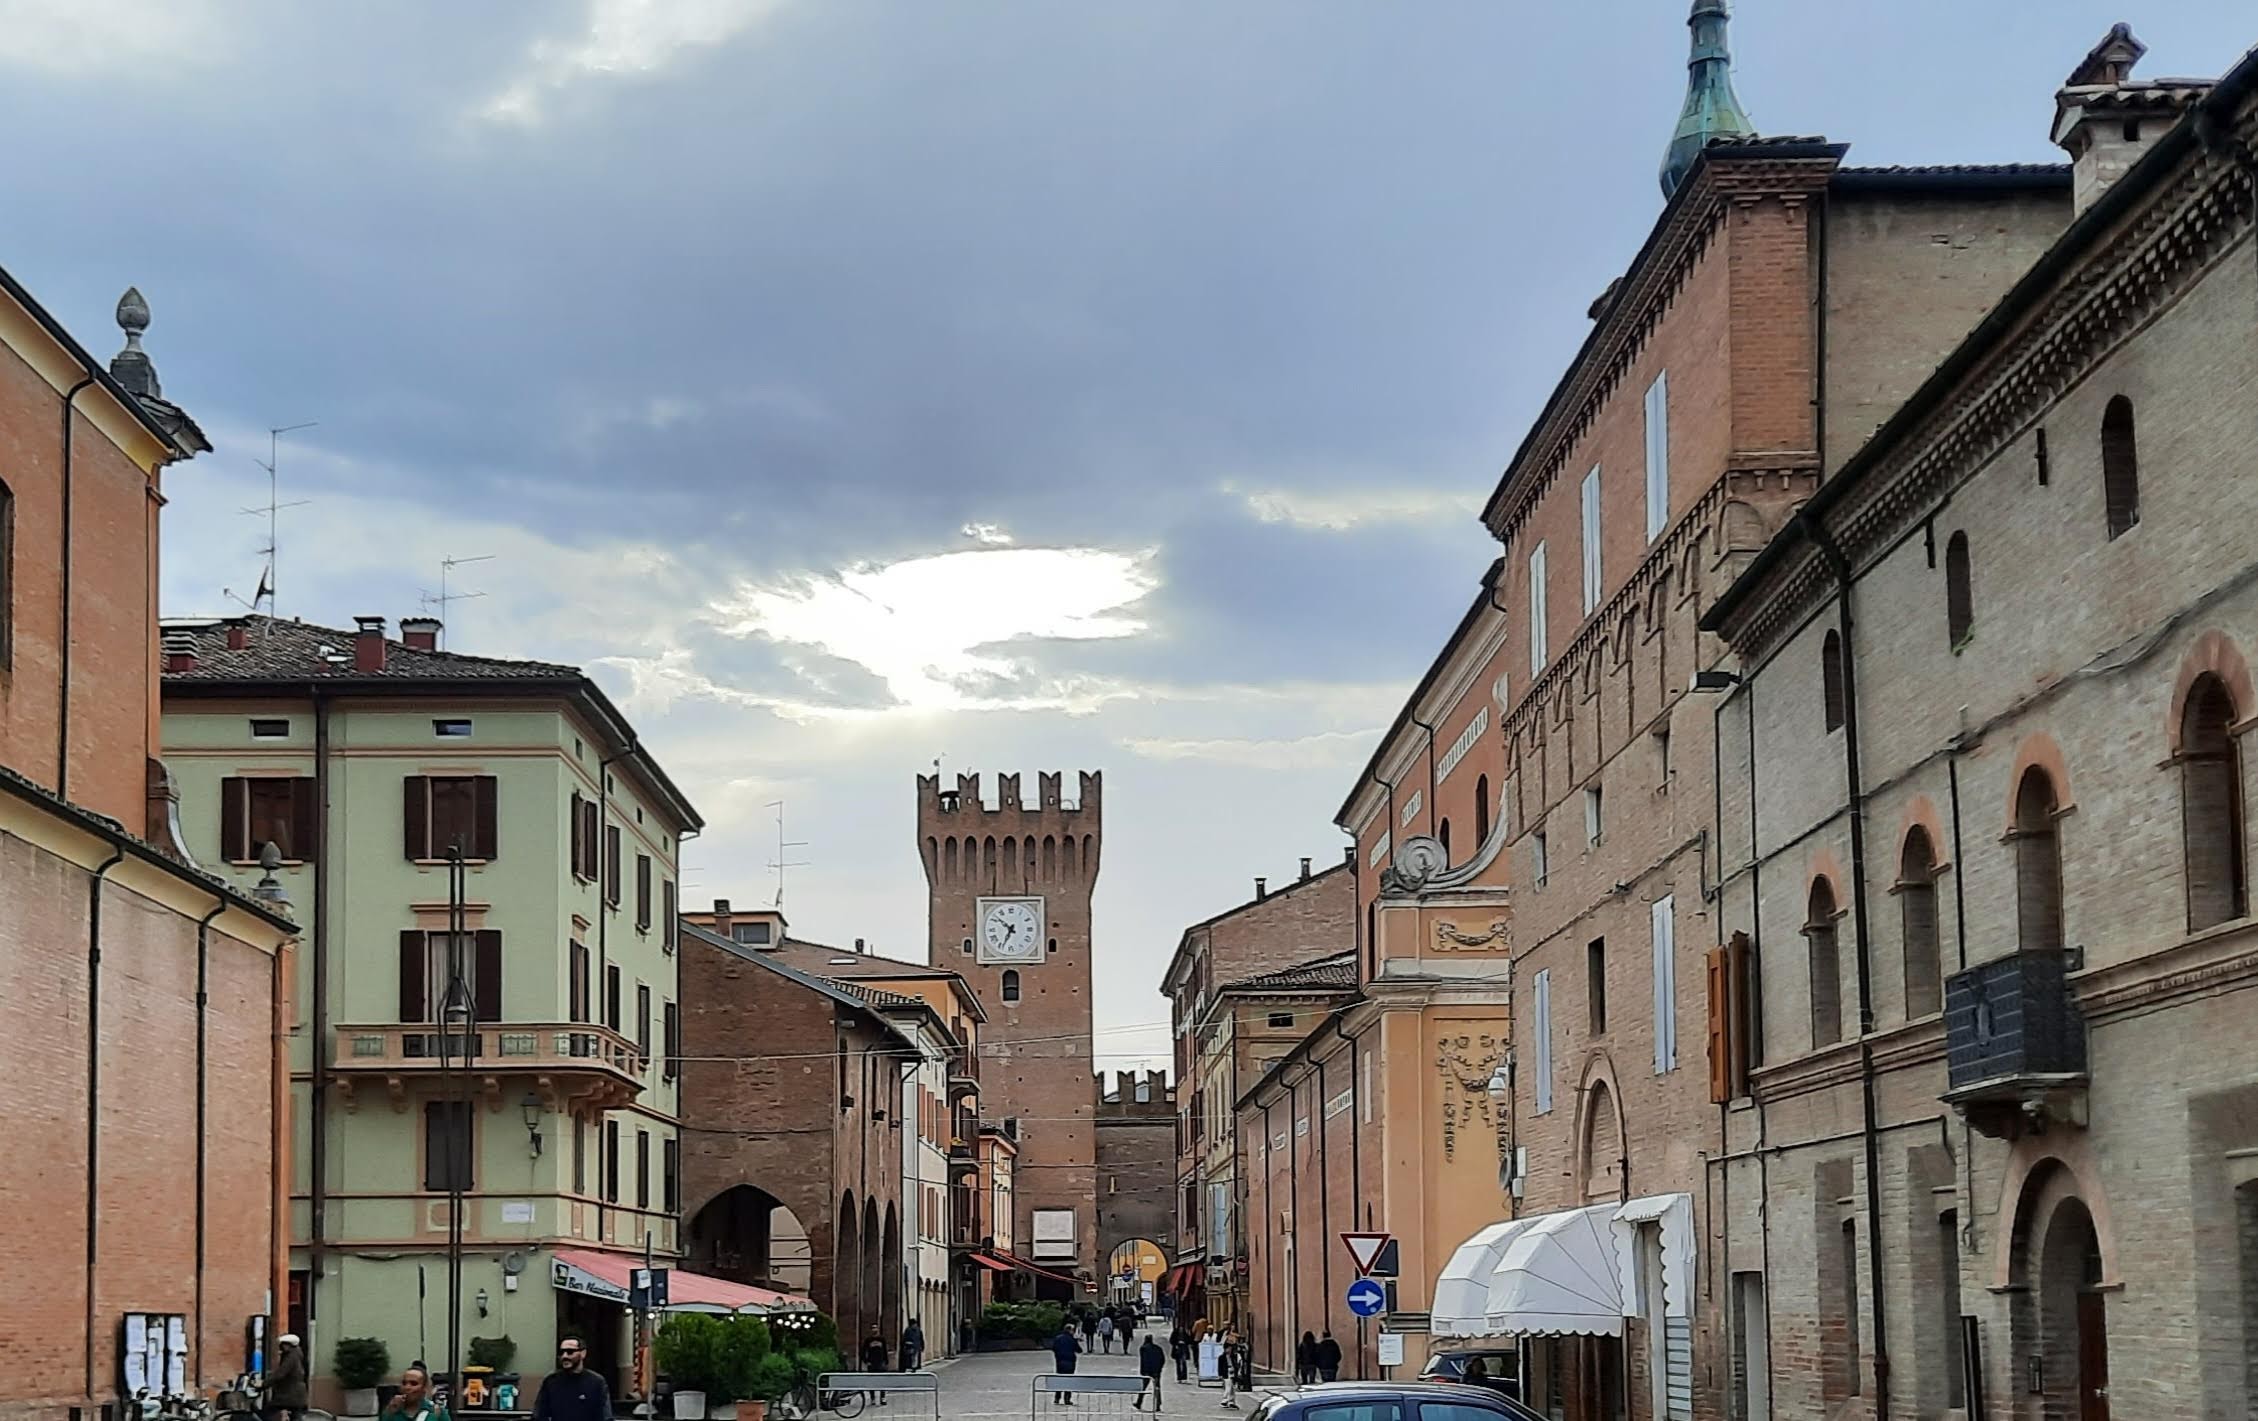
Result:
[521, 1091, 545, 1157]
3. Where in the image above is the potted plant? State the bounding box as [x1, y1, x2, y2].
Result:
[467, 1336, 517, 1372]
[657, 1315, 724, 1420]
[333, 1337, 389, 1417]
[744, 1354, 798, 1421]
[708, 1317, 774, 1421]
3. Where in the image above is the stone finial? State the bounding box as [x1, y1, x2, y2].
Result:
[1660, 0, 1757, 199]
[111, 286, 160, 399]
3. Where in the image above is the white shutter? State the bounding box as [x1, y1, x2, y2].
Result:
[1652, 894, 1677, 1073]
[1581, 466, 1603, 612]
[1645, 372, 1670, 541]
[1529, 541, 1549, 675]
[1533, 969, 1555, 1114]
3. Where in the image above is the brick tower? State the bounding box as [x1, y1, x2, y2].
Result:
[918, 770, 1100, 1290]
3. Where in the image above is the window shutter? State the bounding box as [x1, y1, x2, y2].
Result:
[291, 777, 321, 860]
[1532, 968, 1554, 1114]
[664, 1001, 680, 1080]
[221, 777, 248, 862]
[399, 929, 427, 1022]
[474, 929, 503, 1021]
[1706, 947, 1730, 1103]
[585, 801, 600, 879]
[1581, 466, 1602, 613]
[663, 879, 677, 951]
[1645, 371, 1670, 540]
[1528, 543, 1549, 675]
[605, 826, 622, 905]
[570, 791, 584, 878]
[403, 777, 430, 860]
[636, 854, 652, 930]
[1652, 893, 1677, 1073]
[473, 776, 499, 860]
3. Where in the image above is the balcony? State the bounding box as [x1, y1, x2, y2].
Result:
[331, 1021, 647, 1114]
[948, 1138, 979, 1178]
[949, 1051, 980, 1102]
[1941, 950, 2089, 1139]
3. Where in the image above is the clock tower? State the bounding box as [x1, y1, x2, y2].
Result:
[918, 769, 1100, 1289]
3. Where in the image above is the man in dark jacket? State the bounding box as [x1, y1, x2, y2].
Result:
[860, 1330, 891, 1406]
[1134, 1335, 1166, 1412]
[1168, 1326, 1191, 1383]
[532, 1337, 610, 1421]
[1048, 1325, 1082, 1406]
[898, 1319, 925, 1374]
[1315, 1329, 1343, 1382]
[261, 1334, 308, 1421]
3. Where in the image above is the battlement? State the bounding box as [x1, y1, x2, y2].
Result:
[1096, 1068, 1174, 1116]
[916, 769, 1101, 818]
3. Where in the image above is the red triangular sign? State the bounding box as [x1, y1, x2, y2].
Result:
[1342, 1232, 1391, 1277]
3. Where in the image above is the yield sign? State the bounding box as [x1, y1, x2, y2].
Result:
[1341, 1231, 1392, 1277]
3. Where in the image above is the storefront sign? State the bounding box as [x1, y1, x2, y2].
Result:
[553, 1256, 631, 1304]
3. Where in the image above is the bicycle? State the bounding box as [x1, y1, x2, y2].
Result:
[777, 1381, 866, 1419]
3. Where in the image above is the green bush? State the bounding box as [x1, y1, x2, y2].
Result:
[979, 1301, 1068, 1341]
[656, 1315, 726, 1396]
[767, 1310, 838, 1357]
[746, 1353, 799, 1403]
[712, 1318, 774, 1403]
[333, 1337, 389, 1391]
[466, 1337, 516, 1372]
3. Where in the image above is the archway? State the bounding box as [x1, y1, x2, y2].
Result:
[1578, 1078, 1623, 1203]
[2009, 1165, 2112, 1421]
[685, 1184, 814, 1292]
[863, 1198, 884, 1346]
[882, 1202, 904, 1343]
[836, 1190, 863, 1342]
[1105, 1238, 1167, 1312]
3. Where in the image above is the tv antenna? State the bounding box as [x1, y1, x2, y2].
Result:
[419, 554, 496, 647]
[232, 421, 316, 616]
[766, 799, 810, 908]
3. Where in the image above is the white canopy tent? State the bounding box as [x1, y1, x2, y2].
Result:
[1431, 1194, 1695, 1340]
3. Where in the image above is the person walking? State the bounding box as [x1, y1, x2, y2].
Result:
[898, 1319, 925, 1375]
[1096, 1312, 1115, 1355]
[1049, 1322, 1082, 1406]
[860, 1328, 891, 1407]
[1134, 1334, 1166, 1413]
[1315, 1329, 1342, 1383]
[1080, 1309, 1098, 1356]
[530, 1340, 608, 1421]
[261, 1334, 307, 1421]
[1296, 1331, 1317, 1386]
[1168, 1324, 1190, 1384]
[1218, 1329, 1242, 1410]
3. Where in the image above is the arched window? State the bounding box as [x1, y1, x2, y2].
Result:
[1438, 819, 1452, 863]
[2012, 768, 2064, 952]
[1806, 879, 1843, 1047]
[1475, 775, 1492, 846]
[1898, 828, 1942, 1018]
[1822, 630, 1846, 731]
[2181, 674, 2248, 930]
[1945, 533, 1974, 648]
[2102, 395, 2140, 538]
[1001, 970, 1021, 1004]
[0, 474, 12, 667]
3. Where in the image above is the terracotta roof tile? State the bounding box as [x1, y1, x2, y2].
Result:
[161, 614, 579, 684]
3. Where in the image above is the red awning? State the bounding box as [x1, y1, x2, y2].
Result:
[552, 1248, 815, 1315]
[969, 1252, 1012, 1272]
[981, 1247, 1086, 1288]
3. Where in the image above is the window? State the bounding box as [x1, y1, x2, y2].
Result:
[1587, 939, 1607, 1034]
[1655, 726, 1672, 787]
[1533, 830, 1549, 888]
[2101, 394, 2140, 538]
[605, 1119, 620, 1202]
[1267, 1012, 1295, 1029]
[636, 1129, 651, 1209]
[1843, 1221, 1863, 1395]
[663, 1136, 680, 1214]
[1822, 630, 1846, 732]
[397, 929, 501, 1023]
[570, 793, 600, 881]
[1581, 465, 1603, 612]
[221, 776, 317, 862]
[1528, 542, 1549, 673]
[1898, 828, 1943, 1018]
[1944, 532, 1973, 648]
[249, 718, 289, 739]
[1644, 371, 1670, 540]
[1584, 785, 1603, 846]
[1475, 775, 1492, 846]
[403, 774, 498, 860]
[1651, 894, 1677, 1073]
[635, 853, 653, 931]
[1806, 881, 1843, 1046]
[1305, 1405, 1406, 1421]
[1939, 1211, 1965, 1410]
[574, 1117, 587, 1194]
[568, 942, 591, 1023]
[1001, 970, 1021, 1003]
[2034, 426, 2051, 486]
[605, 963, 622, 1031]
[432, 718, 473, 738]
[1532, 968, 1554, 1114]
[663, 880, 677, 953]
[423, 1101, 474, 1192]
[733, 921, 773, 945]
[604, 825, 622, 905]
[2181, 674, 2248, 930]
[636, 984, 652, 1059]
[663, 1000, 680, 1081]
[2012, 768, 2065, 952]
[1438, 818, 1452, 863]
[0, 475, 11, 667]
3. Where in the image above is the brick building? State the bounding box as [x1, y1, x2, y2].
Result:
[1702, 29, 2258, 1421]
[1096, 1069, 1176, 1307]
[0, 279, 298, 1419]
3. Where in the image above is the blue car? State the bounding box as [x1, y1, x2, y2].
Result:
[1250, 1383, 1544, 1421]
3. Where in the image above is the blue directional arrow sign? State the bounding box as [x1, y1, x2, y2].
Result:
[1345, 1278, 1386, 1317]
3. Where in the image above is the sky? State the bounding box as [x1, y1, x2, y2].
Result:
[2, 1, 2246, 1069]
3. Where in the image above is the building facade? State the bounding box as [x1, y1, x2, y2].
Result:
[0, 282, 297, 1421]
[1703, 30, 2258, 1421]
[162, 613, 701, 1399]
[1096, 1069, 1176, 1309]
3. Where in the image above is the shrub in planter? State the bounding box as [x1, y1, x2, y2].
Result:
[657, 1314, 726, 1412]
[467, 1337, 517, 1372]
[334, 1338, 389, 1391]
[712, 1317, 774, 1403]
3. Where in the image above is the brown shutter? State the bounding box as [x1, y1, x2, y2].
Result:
[221, 777, 248, 862]
[583, 801, 600, 879]
[605, 826, 621, 905]
[292, 777, 321, 861]
[403, 777, 430, 860]
[400, 930, 427, 1022]
[475, 930, 503, 1021]
[663, 1000, 679, 1080]
[663, 879, 677, 951]
[1705, 946, 1730, 1104]
[474, 776, 499, 861]
[569, 791, 584, 878]
[636, 855, 652, 929]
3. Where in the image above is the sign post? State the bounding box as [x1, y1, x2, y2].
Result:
[1340, 1232, 1392, 1277]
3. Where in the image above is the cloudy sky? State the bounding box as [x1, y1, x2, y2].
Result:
[4, 1, 2245, 1067]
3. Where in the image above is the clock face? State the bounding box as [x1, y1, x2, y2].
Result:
[978, 897, 1045, 965]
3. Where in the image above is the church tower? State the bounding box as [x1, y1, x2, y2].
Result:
[918, 770, 1101, 1291]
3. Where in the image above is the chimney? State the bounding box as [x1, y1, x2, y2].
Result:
[1254, 877, 1268, 901]
[1299, 856, 1312, 881]
[353, 616, 388, 673]
[162, 631, 198, 674]
[225, 623, 249, 652]
[713, 898, 734, 939]
[401, 616, 442, 652]
[854, 937, 867, 954]
[2051, 25, 2196, 216]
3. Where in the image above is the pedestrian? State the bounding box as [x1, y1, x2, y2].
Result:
[530, 1337, 609, 1421]
[1096, 1312, 1115, 1354]
[1296, 1331, 1317, 1386]
[860, 1328, 890, 1407]
[1080, 1309, 1098, 1355]
[1218, 1329, 1241, 1410]
[1168, 1324, 1190, 1384]
[898, 1319, 925, 1375]
[1049, 1322, 1082, 1406]
[261, 1334, 307, 1421]
[1134, 1334, 1165, 1413]
[384, 1366, 452, 1421]
[1315, 1329, 1342, 1383]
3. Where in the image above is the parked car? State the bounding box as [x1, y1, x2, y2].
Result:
[1416, 1349, 1521, 1398]
[1251, 1383, 1542, 1421]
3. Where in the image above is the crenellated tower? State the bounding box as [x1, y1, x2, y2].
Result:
[917, 770, 1101, 1290]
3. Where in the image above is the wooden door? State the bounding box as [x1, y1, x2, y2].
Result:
[2076, 1290, 2110, 1421]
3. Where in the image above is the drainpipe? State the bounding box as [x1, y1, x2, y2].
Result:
[1802, 510, 1893, 1420]
[1323, 1013, 1360, 1377]
[308, 687, 332, 1336]
[85, 847, 126, 1400]
[195, 901, 226, 1382]
[57, 377, 95, 798]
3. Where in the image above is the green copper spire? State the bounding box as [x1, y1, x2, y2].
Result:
[1660, 0, 1756, 197]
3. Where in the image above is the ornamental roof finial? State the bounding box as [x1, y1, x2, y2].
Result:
[1660, 0, 1757, 198]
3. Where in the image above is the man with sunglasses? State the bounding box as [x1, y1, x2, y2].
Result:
[532, 1337, 612, 1421]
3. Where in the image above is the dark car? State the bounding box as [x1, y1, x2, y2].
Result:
[1416, 1349, 1522, 1399]
[1251, 1383, 1542, 1421]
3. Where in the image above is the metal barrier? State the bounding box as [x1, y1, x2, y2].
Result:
[1029, 1373, 1154, 1418]
[811, 1371, 941, 1419]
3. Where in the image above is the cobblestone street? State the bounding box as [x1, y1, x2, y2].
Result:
[925, 1346, 1274, 1420]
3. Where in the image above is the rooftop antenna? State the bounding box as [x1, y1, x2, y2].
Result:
[241, 421, 317, 618]
[419, 554, 496, 648]
[765, 799, 810, 909]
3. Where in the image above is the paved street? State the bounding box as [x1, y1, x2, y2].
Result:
[926, 1346, 1279, 1420]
